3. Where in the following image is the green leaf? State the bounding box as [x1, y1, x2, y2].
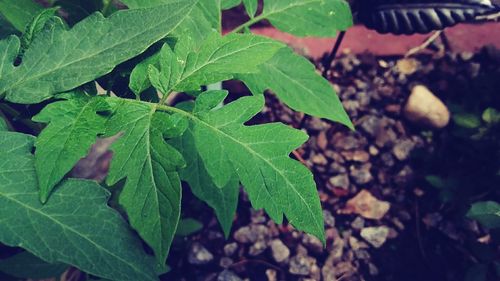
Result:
[0, 116, 7, 131]
[174, 0, 221, 41]
[130, 52, 160, 96]
[0, 131, 158, 281]
[259, 0, 352, 37]
[0, 251, 67, 279]
[104, 98, 186, 264]
[482, 107, 500, 124]
[0, 14, 20, 39]
[120, 0, 170, 8]
[148, 33, 283, 95]
[122, 0, 221, 35]
[20, 7, 59, 52]
[129, 0, 223, 96]
[189, 0, 221, 34]
[178, 90, 325, 242]
[0, 0, 43, 31]
[243, 0, 258, 18]
[237, 47, 352, 128]
[175, 218, 203, 236]
[32, 94, 110, 203]
[453, 113, 482, 129]
[0, 0, 196, 104]
[467, 201, 500, 229]
[170, 118, 239, 237]
[222, 0, 241, 9]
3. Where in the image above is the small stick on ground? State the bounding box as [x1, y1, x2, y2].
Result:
[405, 30, 443, 57]
[476, 11, 500, 21]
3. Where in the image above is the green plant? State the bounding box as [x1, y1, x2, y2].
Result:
[0, 0, 352, 280]
[421, 77, 500, 280]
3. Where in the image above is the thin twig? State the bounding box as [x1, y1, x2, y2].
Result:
[230, 14, 267, 34]
[322, 31, 346, 77]
[292, 150, 308, 167]
[476, 11, 500, 21]
[405, 30, 443, 57]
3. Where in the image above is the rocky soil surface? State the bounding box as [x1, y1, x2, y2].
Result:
[163, 46, 500, 281]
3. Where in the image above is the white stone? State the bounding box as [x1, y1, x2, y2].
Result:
[404, 85, 450, 129]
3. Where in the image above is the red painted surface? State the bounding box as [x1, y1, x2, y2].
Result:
[246, 22, 500, 58]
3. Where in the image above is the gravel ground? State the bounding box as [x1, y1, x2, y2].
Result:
[163, 46, 500, 281]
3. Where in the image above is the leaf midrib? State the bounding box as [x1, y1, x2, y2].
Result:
[112, 100, 170, 258]
[158, 102, 322, 237]
[203, 118, 322, 236]
[173, 40, 279, 91]
[4, 2, 190, 93]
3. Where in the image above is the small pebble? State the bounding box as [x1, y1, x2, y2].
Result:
[270, 239, 290, 263]
[224, 243, 238, 256]
[188, 242, 214, 265]
[360, 226, 389, 248]
[289, 254, 317, 276]
[266, 269, 277, 281]
[217, 270, 242, 281]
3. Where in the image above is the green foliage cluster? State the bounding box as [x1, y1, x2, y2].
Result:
[0, 0, 353, 279]
[421, 78, 500, 279]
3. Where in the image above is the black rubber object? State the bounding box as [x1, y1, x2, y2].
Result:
[357, 0, 500, 34]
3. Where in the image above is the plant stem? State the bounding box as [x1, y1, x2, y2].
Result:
[230, 14, 267, 34]
[154, 102, 191, 118]
[159, 91, 170, 105]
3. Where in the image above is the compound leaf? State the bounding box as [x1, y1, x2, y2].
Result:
[32, 94, 110, 203]
[148, 33, 283, 95]
[0, 131, 158, 281]
[260, 0, 352, 37]
[104, 98, 186, 264]
[183, 90, 325, 242]
[129, 0, 223, 96]
[237, 47, 352, 128]
[0, 0, 196, 104]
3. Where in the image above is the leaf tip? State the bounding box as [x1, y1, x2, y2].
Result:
[39, 193, 48, 204]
